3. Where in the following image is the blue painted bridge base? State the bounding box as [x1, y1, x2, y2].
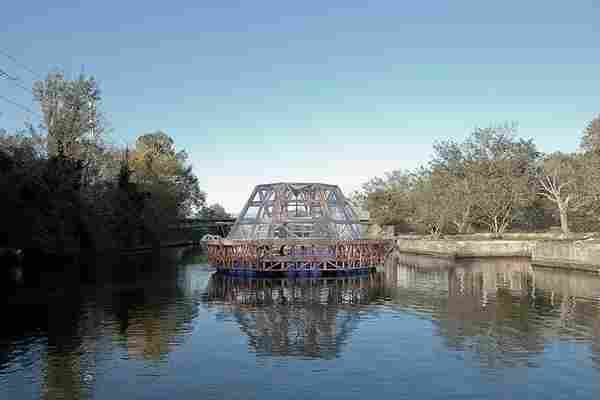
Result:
[215, 266, 374, 278]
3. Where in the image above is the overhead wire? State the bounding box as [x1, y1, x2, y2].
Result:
[0, 48, 43, 79]
[0, 93, 40, 117]
[0, 60, 39, 119]
[0, 68, 33, 93]
[0, 49, 130, 147]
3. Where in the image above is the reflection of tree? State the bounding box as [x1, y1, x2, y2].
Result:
[384, 254, 600, 369]
[105, 251, 199, 361]
[42, 350, 94, 400]
[0, 247, 204, 399]
[384, 257, 546, 368]
[36, 287, 97, 400]
[205, 275, 385, 358]
[531, 267, 600, 370]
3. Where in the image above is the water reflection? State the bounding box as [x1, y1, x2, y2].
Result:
[204, 275, 385, 358]
[200, 254, 600, 368]
[384, 253, 600, 369]
[0, 248, 202, 399]
[2, 249, 600, 399]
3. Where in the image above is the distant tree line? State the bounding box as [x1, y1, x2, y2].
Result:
[0, 71, 226, 254]
[353, 119, 600, 237]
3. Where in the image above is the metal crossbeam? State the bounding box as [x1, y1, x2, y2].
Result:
[228, 183, 364, 240]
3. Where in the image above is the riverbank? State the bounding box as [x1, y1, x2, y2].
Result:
[394, 236, 600, 273]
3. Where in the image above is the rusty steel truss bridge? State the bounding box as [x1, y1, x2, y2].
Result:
[208, 182, 390, 277]
[227, 182, 364, 240]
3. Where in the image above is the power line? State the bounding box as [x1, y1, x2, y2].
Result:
[0, 65, 38, 118]
[0, 93, 40, 117]
[0, 49, 43, 79]
[0, 68, 32, 93]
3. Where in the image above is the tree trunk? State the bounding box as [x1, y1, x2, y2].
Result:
[558, 206, 570, 236]
[455, 206, 471, 234]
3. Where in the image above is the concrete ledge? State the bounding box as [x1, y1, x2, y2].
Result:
[532, 241, 600, 272]
[396, 238, 600, 273]
[396, 239, 533, 258]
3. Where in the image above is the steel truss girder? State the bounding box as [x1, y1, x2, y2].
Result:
[228, 182, 363, 240]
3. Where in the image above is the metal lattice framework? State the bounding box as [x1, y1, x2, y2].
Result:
[227, 183, 362, 240]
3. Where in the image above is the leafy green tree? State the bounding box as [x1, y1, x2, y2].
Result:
[33, 72, 104, 160]
[352, 169, 414, 210]
[131, 131, 180, 180]
[366, 190, 413, 229]
[0, 129, 92, 252]
[431, 124, 540, 235]
[128, 131, 205, 243]
[1, 73, 207, 254]
[467, 159, 532, 236]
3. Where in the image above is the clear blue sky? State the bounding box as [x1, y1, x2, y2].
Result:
[2, 1, 599, 213]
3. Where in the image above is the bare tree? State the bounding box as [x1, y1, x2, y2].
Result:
[537, 153, 585, 236]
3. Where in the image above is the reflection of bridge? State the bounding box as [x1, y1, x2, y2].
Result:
[204, 274, 383, 358]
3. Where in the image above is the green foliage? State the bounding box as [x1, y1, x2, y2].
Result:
[0, 133, 90, 252]
[367, 190, 412, 229]
[33, 72, 104, 159]
[466, 158, 533, 235]
[131, 131, 206, 219]
[352, 169, 414, 210]
[365, 124, 541, 236]
[0, 73, 206, 254]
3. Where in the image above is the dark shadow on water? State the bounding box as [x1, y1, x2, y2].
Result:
[0, 247, 203, 399]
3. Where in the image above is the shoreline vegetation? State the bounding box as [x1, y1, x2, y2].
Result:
[354, 119, 600, 240]
[354, 117, 600, 273]
[3, 70, 600, 275]
[0, 72, 227, 266]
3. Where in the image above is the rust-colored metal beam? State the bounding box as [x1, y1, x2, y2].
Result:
[228, 182, 364, 240]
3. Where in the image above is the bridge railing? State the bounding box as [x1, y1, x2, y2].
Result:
[207, 239, 388, 272]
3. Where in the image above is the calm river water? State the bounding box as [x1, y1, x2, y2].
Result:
[1, 249, 600, 399]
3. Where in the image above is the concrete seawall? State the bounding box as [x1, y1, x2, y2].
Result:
[395, 238, 600, 273]
[395, 239, 534, 258]
[532, 241, 600, 272]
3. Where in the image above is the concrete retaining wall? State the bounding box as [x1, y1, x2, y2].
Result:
[395, 239, 533, 258]
[532, 241, 600, 272]
[395, 237, 600, 273]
